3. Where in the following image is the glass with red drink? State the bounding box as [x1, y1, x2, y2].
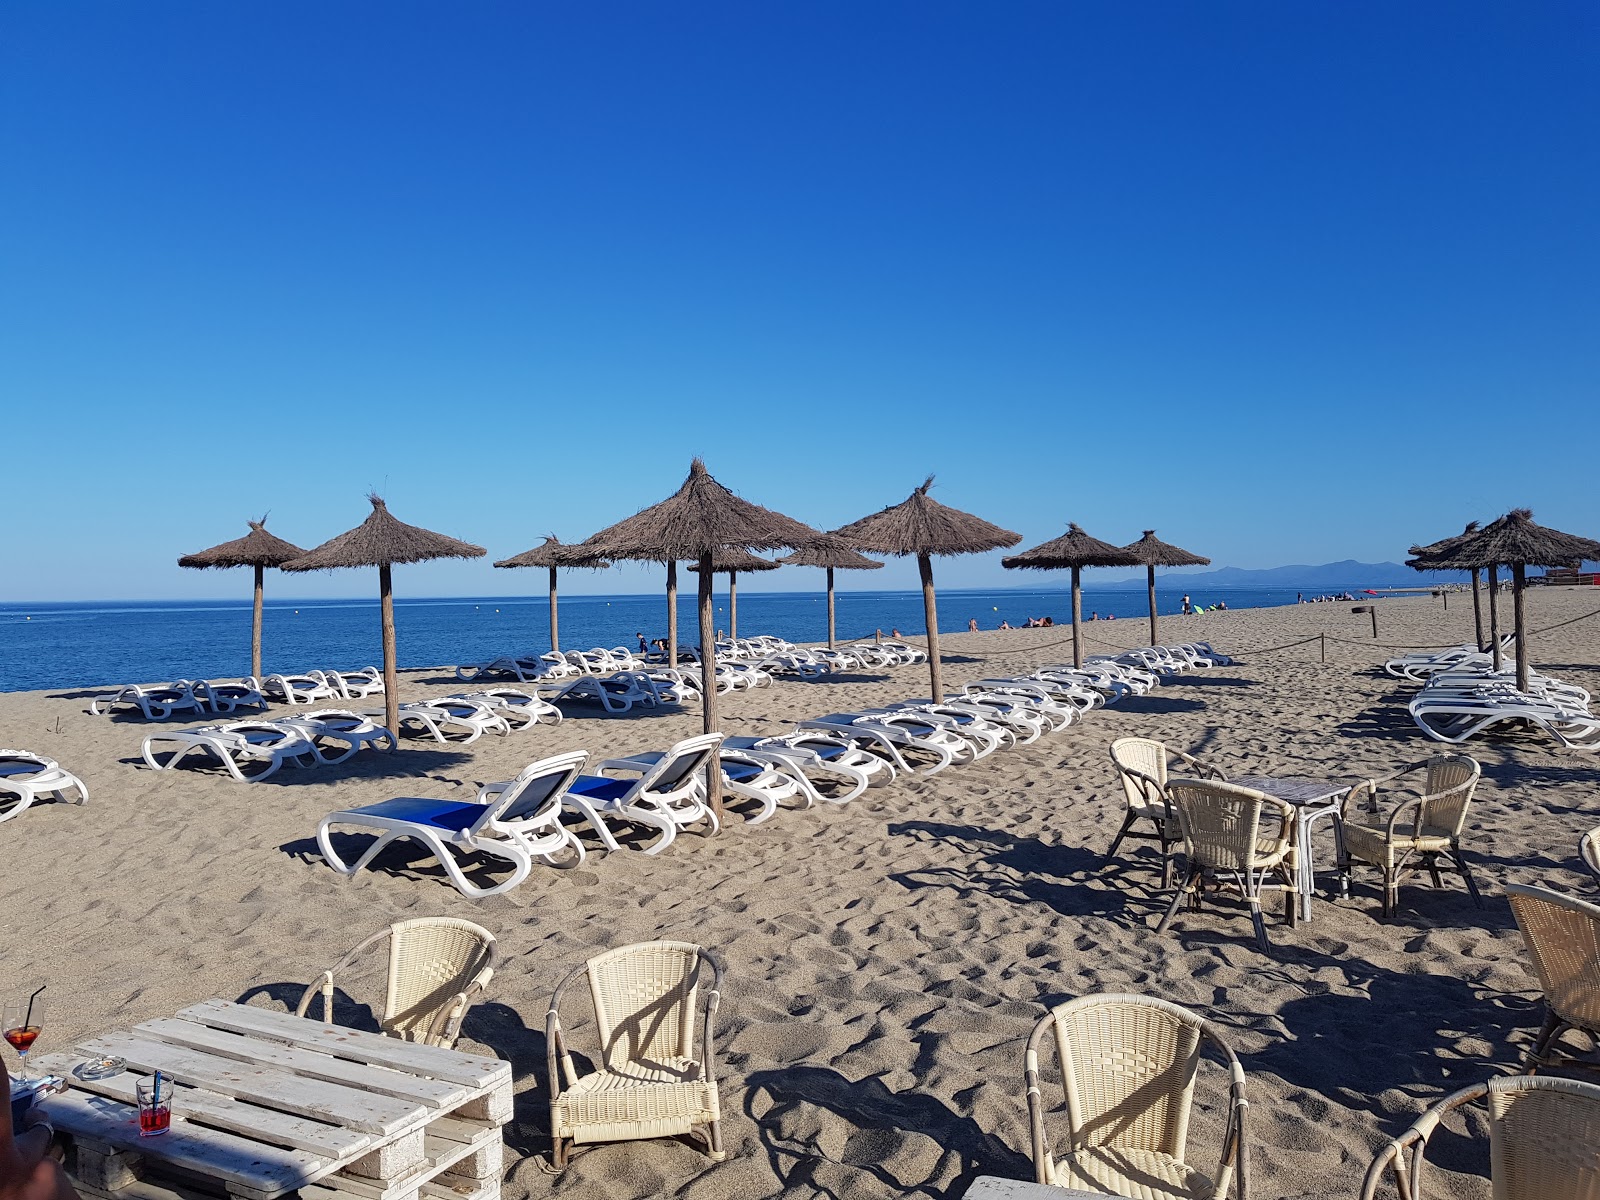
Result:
[2, 995, 44, 1082]
[136, 1075, 172, 1136]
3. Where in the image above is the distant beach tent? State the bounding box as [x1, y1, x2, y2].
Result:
[687, 549, 779, 641]
[1003, 524, 1140, 668]
[1410, 521, 1487, 660]
[833, 477, 1021, 702]
[493, 536, 610, 653]
[282, 496, 486, 734]
[778, 537, 883, 648]
[578, 458, 827, 819]
[1407, 509, 1600, 692]
[178, 518, 306, 679]
[1121, 530, 1210, 648]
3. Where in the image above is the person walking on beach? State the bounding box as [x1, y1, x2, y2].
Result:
[967, 618, 979, 632]
[1181, 594, 1193, 615]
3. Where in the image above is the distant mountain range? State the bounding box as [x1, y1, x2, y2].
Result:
[1093, 559, 1474, 590]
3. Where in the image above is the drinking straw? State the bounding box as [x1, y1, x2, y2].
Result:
[154, 1070, 163, 1103]
[22, 985, 43, 1032]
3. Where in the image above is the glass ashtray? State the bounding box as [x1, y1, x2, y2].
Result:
[74, 1057, 126, 1081]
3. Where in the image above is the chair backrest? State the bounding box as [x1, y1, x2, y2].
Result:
[1505, 884, 1600, 1033]
[479, 750, 588, 833]
[1109, 737, 1168, 809]
[1581, 827, 1600, 887]
[382, 917, 497, 1044]
[1041, 993, 1204, 1162]
[584, 940, 716, 1072]
[1168, 778, 1285, 871]
[643, 733, 724, 797]
[1417, 754, 1481, 839]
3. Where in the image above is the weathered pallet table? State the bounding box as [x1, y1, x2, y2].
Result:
[963, 1177, 1126, 1199]
[33, 1000, 512, 1200]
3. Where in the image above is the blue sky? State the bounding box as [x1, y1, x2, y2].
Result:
[3, 2, 1595, 601]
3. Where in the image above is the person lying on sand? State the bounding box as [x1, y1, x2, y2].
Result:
[999, 620, 1012, 630]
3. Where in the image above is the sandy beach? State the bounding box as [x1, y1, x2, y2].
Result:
[2, 588, 1598, 1200]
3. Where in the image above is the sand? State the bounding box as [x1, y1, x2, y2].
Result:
[2, 588, 1598, 1200]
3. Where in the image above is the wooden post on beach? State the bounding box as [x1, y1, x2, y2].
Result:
[1146, 564, 1159, 647]
[1471, 568, 1485, 651]
[1370, 607, 1378, 638]
[251, 563, 264, 680]
[826, 566, 836, 649]
[1320, 632, 1326, 662]
[1488, 565, 1502, 671]
[1512, 563, 1529, 692]
[918, 553, 943, 702]
[729, 570, 739, 640]
[379, 563, 399, 736]
[697, 552, 723, 822]
[547, 565, 559, 652]
[1071, 564, 1084, 668]
[666, 560, 678, 666]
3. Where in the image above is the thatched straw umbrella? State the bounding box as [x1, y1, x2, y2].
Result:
[283, 496, 486, 734]
[1003, 524, 1140, 669]
[688, 549, 779, 640]
[832, 477, 1021, 702]
[1407, 509, 1600, 691]
[178, 518, 306, 679]
[1410, 521, 1486, 655]
[1121, 531, 1210, 648]
[778, 537, 883, 648]
[493, 536, 610, 653]
[578, 459, 826, 818]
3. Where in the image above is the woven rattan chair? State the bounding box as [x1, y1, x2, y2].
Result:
[1108, 738, 1224, 887]
[1026, 993, 1249, 1199]
[546, 940, 724, 1169]
[1338, 755, 1481, 918]
[1158, 778, 1296, 953]
[295, 916, 496, 1049]
[1506, 883, 1600, 1074]
[1582, 827, 1600, 888]
[1359, 1074, 1600, 1199]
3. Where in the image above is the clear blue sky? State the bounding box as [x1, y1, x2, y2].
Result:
[3, 2, 1595, 601]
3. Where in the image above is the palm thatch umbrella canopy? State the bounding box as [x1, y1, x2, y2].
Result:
[283, 496, 486, 733]
[832, 477, 1021, 701]
[1003, 523, 1140, 668]
[578, 459, 828, 818]
[178, 518, 306, 679]
[779, 537, 884, 648]
[1408, 509, 1600, 691]
[494, 536, 610, 654]
[688, 550, 778, 641]
[1410, 521, 1487, 657]
[1122, 531, 1210, 648]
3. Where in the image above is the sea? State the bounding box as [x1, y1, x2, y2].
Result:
[0, 586, 1325, 692]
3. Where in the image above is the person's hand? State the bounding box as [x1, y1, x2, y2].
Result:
[0, 1056, 79, 1200]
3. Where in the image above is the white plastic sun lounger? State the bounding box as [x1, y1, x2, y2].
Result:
[274, 710, 397, 764]
[323, 667, 385, 699]
[1421, 670, 1591, 710]
[880, 703, 1011, 757]
[317, 750, 590, 898]
[600, 743, 804, 824]
[455, 656, 550, 683]
[449, 689, 562, 729]
[797, 713, 961, 776]
[563, 733, 725, 854]
[185, 680, 268, 714]
[929, 694, 1050, 743]
[537, 671, 668, 713]
[142, 721, 318, 782]
[960, 682, 1078, 730]
[251, 673, 341, 705]
[368, 698, 511, 744]
[0, 751, 89, 824]
[1411, 690, 1600, 751]
[91, 683, 205, 721]
[722, 732, 887, 803]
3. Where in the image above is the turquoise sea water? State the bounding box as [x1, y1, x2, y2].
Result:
[0, 585, 1321, 692]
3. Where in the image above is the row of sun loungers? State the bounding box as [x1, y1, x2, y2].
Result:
[1399, 660, 1600, 751]
[142, 710, 396, 782]
[91, 668, 385, 721]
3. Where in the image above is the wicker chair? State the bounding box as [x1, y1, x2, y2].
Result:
[1158, 778, 1296, 953]
[295, 916, 496, 1049]
[1108, 738, 1224, 887]
[546, 940, 724, 1169]
[1359, 1074, 1600, 1199]
[1582, 826, 1600, 888]
[1338, 755, 1481, 918]
[1026, 993, 1249, 1200]
[1506, 883, 1600, 1074]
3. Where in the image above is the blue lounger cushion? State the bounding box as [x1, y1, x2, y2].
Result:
[721, 760, 764, 782]
[337, 796, 487, 833]
[568, 776, 637, 804]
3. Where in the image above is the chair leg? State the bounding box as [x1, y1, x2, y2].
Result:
[552, 1136, 570, 1170]
[1155, 866, 1195, 934]
[1381, 865, 1397, 919]
[1425, 854, 1444, 889]
[1106, 811, 1138, 859]
[1158, 830, 1174, 890]
[1451, 848, 1484, 908]
[1245, 869, 1272, 953]
[706, 1118, 727, 1162]
[1525, 1011, 1565, 1073]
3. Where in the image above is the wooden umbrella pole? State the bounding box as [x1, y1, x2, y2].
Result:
[1071, 565, 1084, 668]
[666, 560, 678, 667]
[379, 563, 400, 736]
[918, 553, 942, 702]
[548, 565, 559, 653]
[251, 563, 264, 680]
[826, 566, 836, 649]
[697, 552, 723, 823]
[729, 570, 738, 641]
[1487, 564, 1501, 672]
[1146, 564, 1158, 647]
[1470, 568, 1484, 651]
[1512, 563, 1529, 692]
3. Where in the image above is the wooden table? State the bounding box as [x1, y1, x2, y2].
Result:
[34, 1000, 512, 1200]
[1231, 774, 1350, 921]
[963, 1176, 1126, 1199]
